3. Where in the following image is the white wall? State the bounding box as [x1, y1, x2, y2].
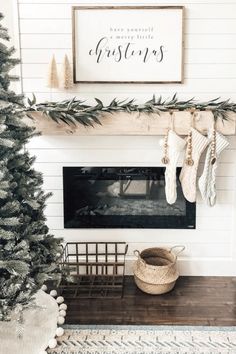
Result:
[10, 0, 236, 275]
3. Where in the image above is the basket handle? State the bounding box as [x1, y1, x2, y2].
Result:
[133, 250, 146, 267]
[134, 250, 141, 258]
[170, 245, 185, 256]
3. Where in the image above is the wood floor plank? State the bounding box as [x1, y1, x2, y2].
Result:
[64, 276, 236, 326]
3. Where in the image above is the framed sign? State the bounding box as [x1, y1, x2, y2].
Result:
[72, 6, 184, 83]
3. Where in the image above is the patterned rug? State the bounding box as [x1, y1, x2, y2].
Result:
[47, 325, 236, 354]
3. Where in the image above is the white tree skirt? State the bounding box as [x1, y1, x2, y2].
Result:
[0, 290, 58, 354]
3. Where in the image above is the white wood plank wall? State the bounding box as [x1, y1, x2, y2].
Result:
[16, 0, 236, 275]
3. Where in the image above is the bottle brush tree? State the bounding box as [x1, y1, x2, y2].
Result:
[0, 13, 62, 321]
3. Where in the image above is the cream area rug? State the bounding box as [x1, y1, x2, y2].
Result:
[48, 325, 236, 354]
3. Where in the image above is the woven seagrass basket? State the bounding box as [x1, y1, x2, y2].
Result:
[133, 246, 185, 295]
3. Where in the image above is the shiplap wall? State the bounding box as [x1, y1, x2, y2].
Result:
[16, 0, 236, 275]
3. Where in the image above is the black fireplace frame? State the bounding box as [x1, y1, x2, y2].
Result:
[63, 167, 196, 229]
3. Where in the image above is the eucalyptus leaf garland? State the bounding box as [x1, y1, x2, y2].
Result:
[26, 94, 236, 128]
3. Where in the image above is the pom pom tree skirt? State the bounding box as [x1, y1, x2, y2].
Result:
[0, 290, 58, 354]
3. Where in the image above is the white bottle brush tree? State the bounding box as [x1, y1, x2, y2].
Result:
[0, 13, 62, 321]
[47, 54, 59, 88]
[62, 54, 73, 89]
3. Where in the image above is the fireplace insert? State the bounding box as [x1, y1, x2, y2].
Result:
[63, 167, 196, 229]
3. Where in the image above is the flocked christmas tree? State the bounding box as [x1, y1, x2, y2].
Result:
[0, 13, 62, 321]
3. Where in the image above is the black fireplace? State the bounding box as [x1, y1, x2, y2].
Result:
[63, 167, 196, 229]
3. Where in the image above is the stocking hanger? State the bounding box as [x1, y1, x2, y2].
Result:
[189, 107, 197, 129]
[169, 110, 175, 131]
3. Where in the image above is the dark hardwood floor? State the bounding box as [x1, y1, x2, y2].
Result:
[64, 276, 236, 326]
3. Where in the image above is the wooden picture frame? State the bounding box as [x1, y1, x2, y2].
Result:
[72, 6, 184, 84]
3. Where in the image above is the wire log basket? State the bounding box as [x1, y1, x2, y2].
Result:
[59, 242, 128, 298]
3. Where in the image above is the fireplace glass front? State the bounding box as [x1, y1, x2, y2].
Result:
[63, 167, 196, 229]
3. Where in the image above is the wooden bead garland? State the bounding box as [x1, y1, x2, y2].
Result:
[211, 127, 217, 165]
[185, 130, 194, 166]
[185, 110, 195, 166]
[161, 130, 170, 165]
[161, 111, 175, 165]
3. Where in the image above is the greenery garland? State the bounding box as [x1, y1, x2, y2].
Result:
[27, 94, 236, 128]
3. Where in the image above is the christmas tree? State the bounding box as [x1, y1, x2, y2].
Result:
[0, 13, 62, 321]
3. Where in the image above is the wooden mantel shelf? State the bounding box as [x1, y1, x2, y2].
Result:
[26, 111, 236, 136]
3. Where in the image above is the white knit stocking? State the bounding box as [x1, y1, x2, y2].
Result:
[180, 128, 209, 203]
[160, 130, 186, 205]
[198, 131, 229, 206]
